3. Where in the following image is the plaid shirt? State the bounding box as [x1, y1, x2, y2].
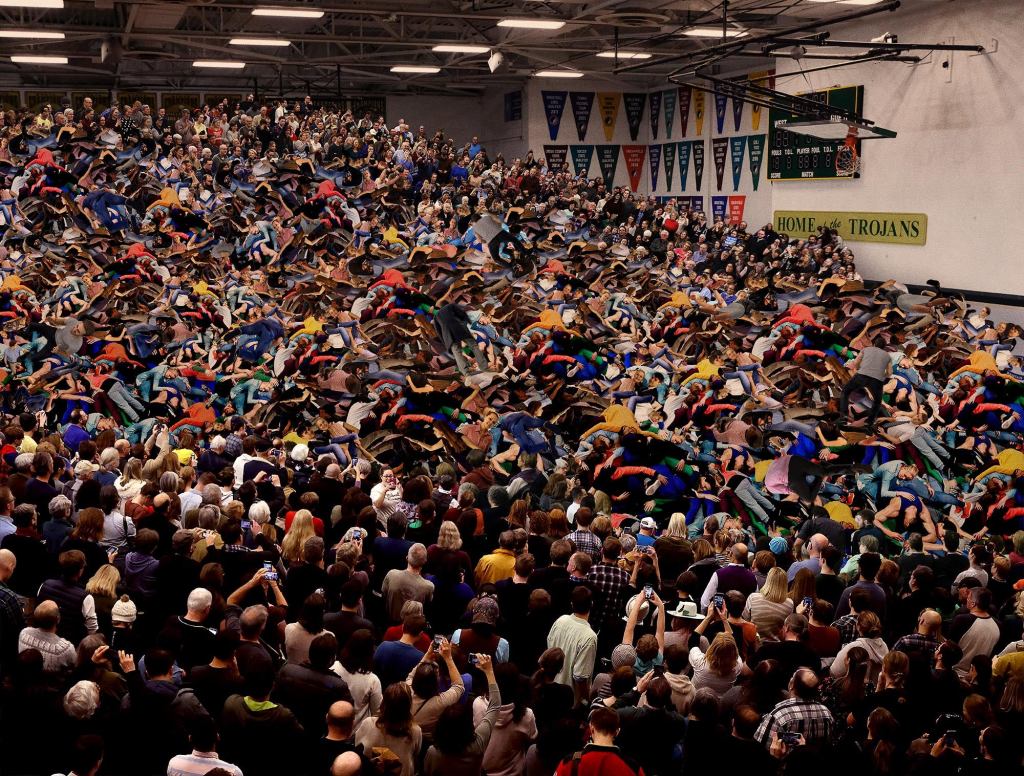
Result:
[893, 632, 942, 661]
[224, 432, 244, 459]
[832, 613, 858, 645]
[566, 529, 602, 561]
[0, 582, 25, 673]
[590, 562, 631, 628]
[755, 698, 835, 746]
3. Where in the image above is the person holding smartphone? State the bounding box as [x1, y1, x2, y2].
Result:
[422, 653, 499, 775]
[622, 588, 666, 676]
[408, 636, 465, 738]
[690, 597, 750, 694]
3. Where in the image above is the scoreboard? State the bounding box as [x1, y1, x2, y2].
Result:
[768, 85, 864, 181]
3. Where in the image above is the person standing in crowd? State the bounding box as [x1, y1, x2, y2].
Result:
[0, 95, 1020, 776]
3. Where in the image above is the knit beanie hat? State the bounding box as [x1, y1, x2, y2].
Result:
[111, 595, 138, 625]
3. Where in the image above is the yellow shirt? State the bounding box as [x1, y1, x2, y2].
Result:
[825, 500, 856, 528]
[19, 436, 38, 454]
[474, 548, 516, 587]
[993, 648, 1024, 679]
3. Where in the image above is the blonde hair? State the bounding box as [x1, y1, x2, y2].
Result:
[663, 513, 688, 540]
[593, 491, 612, 515]
[142, 459, 162, 483]
[85, 564, 120, 598]
[760, 567, 789, 603]
[119, 458, 143, 485]
[437, 520, 462, 551]
[706, 632, 739, 676]
[281, 509, 317, 563]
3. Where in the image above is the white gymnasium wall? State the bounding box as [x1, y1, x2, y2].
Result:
[479, 87, 530, 162]
[771, 0, 1024, 294]
[387, 93, 483, 151]
[387, 90, 529, 163]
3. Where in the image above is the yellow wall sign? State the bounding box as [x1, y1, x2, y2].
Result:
[773, 210, 928, 246]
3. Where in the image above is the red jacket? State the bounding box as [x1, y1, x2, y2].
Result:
[555, 745, 644, 776]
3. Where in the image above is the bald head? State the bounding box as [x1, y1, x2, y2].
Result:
[326, 700, 354, 738]
[791, 667, 819, 700]
[331, 752, 362, 776]
[730, 543, 748, 565]
[809, 534, 829, 555]
[0, 548, 15, 581]
[918, 608, 942, 636]
[325, 464, 342, 480]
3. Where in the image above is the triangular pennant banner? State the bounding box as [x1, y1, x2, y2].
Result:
[622, 93, 646, 141]
[729, 135, 747, 191]
[596, 93, 620, 142]
[663, 142, 676, 190]
[731, 80, 746, 132]
[569, 92, 595, 142]
[749, 70, 775, 131]
[649, 91, 662, 140]
[570, 144, 594, 177]
[693, 90, 706, 135]
[712, 137, 729, 191]
[544, 144, 569, 172]
[677, 141, 691, 191]
[541, 90, 568, 141]
[648, 143, 661, 190]
[747, 134, 766, 191]
[692, 139, 705, 189]
[621, 145, 646, 192]
[596, 145, 620, 188]
[713, 92, 728, 134]
[663, 90, 676, 138]
[678, 87, 692, 136]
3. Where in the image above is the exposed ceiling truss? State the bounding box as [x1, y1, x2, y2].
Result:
[0, 0, 975, 96]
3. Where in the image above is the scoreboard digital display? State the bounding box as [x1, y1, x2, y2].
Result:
[768, 85, 864, 181]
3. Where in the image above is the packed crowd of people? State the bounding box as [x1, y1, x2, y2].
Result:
[0, 93, 1023, 776]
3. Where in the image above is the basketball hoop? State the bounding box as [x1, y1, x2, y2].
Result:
[835, 127, 861, 177]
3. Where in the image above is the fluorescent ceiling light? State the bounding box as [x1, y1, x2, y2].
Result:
[0, 29, 65, 38]
[0, 0, 63, 7]
[683, 27, 747, 37]
[251, 7, 324, 18]
[391, 65, 441, 73]
[498, 18, 565, 29]
[193, 60, 246, 69]
[596, 50, 651, 59]
[534, 69, 584, 78]
[432, 44, 490, 54]
[807, 0, 884, 3]
[11, 54, 67, 63]
[229, 37, 291, 46]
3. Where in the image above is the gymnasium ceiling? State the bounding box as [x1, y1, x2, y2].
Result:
[0, 0, 924, 95]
